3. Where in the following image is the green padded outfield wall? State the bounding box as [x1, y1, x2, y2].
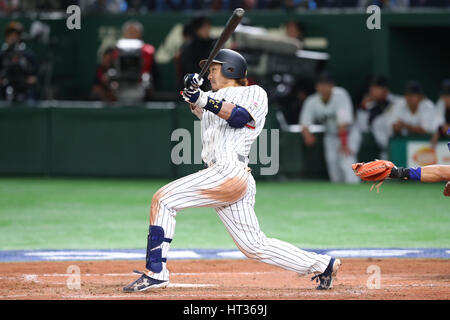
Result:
[2, 105, 443, 179]
[0, 11, 448, 102]
[0, 108, 49, 174]
[0, 104, 326, 179]
[0, 107, 175, 177]
[49, 107, 175, 177]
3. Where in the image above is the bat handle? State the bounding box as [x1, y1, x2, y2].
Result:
[198, 69, 207, 79]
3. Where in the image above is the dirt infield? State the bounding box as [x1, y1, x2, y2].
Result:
[0, 258, 449, 300]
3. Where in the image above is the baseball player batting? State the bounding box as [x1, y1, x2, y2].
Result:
[123, 49, 341, 292]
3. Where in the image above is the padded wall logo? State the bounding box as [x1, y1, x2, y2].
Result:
[412, 147, 438, 166]
[408, 142, 450, 167]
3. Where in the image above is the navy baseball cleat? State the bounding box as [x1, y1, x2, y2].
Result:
[123, 270, 169, 292]
[311, 258, 342, 290]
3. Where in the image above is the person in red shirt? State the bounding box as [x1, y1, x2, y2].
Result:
[122, 21, 156, 81]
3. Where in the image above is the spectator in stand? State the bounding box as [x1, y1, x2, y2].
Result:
[285, 20, 305, 42]
[91, 47, 117, 102]
[0, 21, 39, 104]
[179, 16, 214, 91]
[175, 21, 194, 90]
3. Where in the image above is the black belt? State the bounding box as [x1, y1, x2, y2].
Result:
[204, 154, 247, 168]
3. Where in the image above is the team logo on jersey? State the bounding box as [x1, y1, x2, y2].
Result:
[251, 100, 260, 110]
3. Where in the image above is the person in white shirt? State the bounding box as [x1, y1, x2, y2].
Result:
[356, 76, 401, 159]
[391, 81, 436, 137]
[300, 72, 360, 183]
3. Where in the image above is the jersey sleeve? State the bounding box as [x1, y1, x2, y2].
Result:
[335, 89, 354, 126]
[238, 85, 268, 125]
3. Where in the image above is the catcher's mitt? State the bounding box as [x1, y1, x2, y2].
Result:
[352, 160, 395, 192]
[444, 182, 450, 197]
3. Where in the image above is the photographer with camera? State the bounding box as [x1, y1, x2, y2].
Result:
[111, 20, 159, 103]
[0, 21, 39, 105]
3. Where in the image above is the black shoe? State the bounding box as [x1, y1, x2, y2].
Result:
[311, 258, 342, 290]
[123, 270, 169, 292]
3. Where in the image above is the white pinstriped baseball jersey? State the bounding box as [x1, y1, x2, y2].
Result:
[201, 85, 268, 166]
[146, 83, 333, 283]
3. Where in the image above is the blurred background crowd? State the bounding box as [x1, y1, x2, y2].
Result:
[0, 3, 448, 182]
[0, 0, 449, 14]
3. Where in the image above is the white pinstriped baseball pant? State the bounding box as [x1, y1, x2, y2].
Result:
[148, 161, 331, 281]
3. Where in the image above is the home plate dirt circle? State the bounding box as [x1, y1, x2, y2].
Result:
[0, 258, 449, 299]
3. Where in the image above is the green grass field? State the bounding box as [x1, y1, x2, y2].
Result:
[0, 178, 449, 250]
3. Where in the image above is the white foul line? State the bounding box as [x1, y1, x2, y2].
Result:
[0, 271, 275, 280]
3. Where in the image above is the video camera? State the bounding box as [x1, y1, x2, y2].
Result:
[233, 25, 329, 100]
[113, 38, 153, 103]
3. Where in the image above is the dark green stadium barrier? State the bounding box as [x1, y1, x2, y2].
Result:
[0, 107, 49, 174]
[49, 107, 175, 177]
[2, 106, 445, 180]
[171, 104, 205, 178]
[357, 133, 381, 163]
[389, 137, 408, 168]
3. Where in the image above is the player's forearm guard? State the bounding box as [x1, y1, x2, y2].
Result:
[389, 167, 421, 181]
[389, 167, 409, 179]
[203, 97, 223, 114]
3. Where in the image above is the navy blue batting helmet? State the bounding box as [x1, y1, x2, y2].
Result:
[199, 49, 247, 79]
